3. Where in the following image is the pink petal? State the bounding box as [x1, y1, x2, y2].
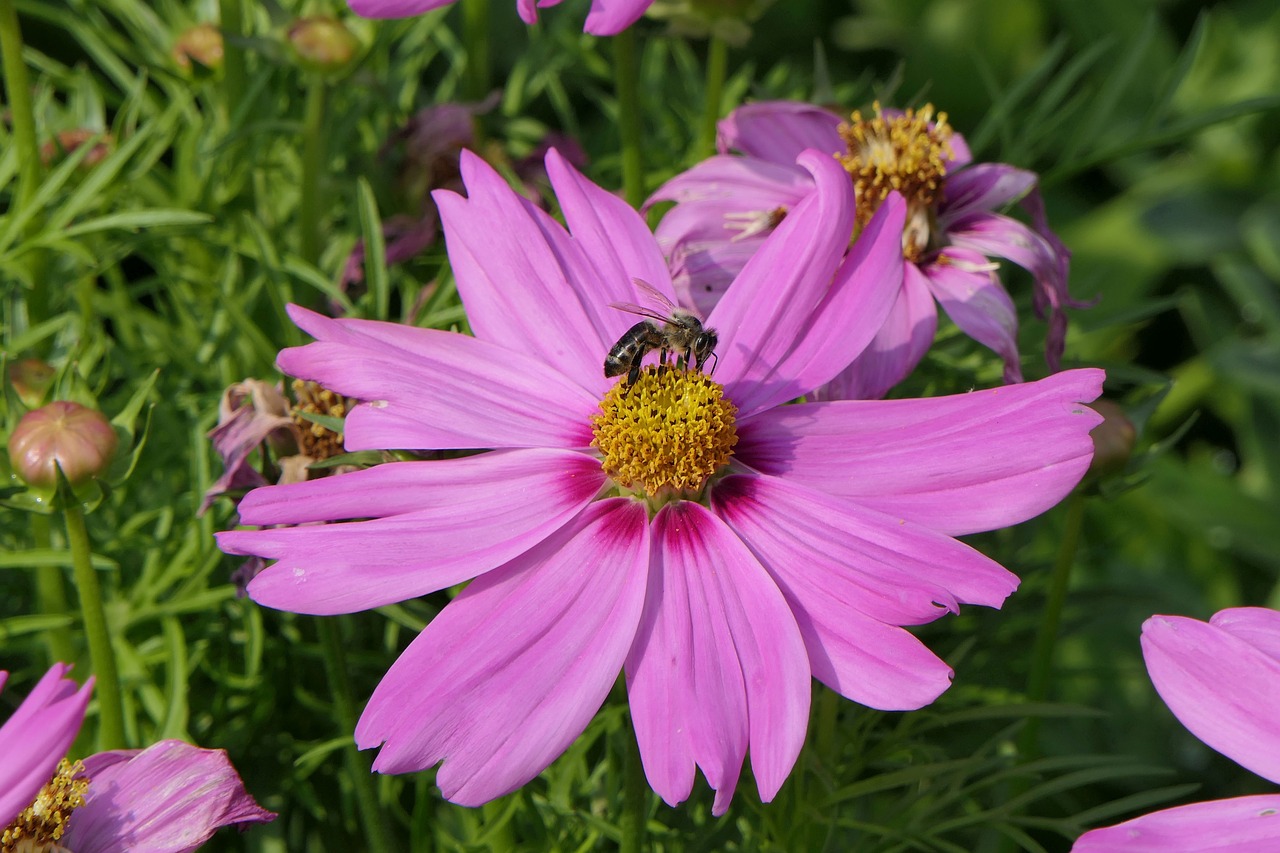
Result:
[670, 238, 768, 319]
[922, 247, 1023, 384]
[716, 101, 844, 163]
[583, 0, 651, 35]
[710, 150, 856, 415]
[278, 305, 597, 450]
[219, 449, 605, 615]
[1142, 614, 1280, 785]
[736, 369, 1105, 536]
[1072, 795, 1280, 852]
[0, 665, 91, 828]
[626, 502, 810, 814]
[64, 740, 273, 853]
[938, 163, 1038, 223]
[433, 151, 644, 395]
[1210, 607, 1280, 663]
[819, 258, 936, 400]
[348, 0, 453, 17]
[354, 499, 649, 805]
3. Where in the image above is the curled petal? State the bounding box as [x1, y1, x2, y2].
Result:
[736, 369, 1104, 536]
[0, 665, 92, 828]
[626, 502, 810, 814]
[355, 499, 649, 805]
[938, 163, 1038, 223]
[64, 740, 273, 853]
[1143, 613, 1280, 785]
[583, 0, 652, 36]
[1072, 795, 1280, 852]
[922, 247, 1023, 384]
[348, 0, 452, 16]
[716, 101, 844, 163]
[220, 449, 605, 615]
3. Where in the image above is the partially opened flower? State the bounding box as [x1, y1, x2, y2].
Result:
[219, 147, 1103, 813]
[349, 0, 648, 37]
[1, 665, 273, 851]
[1073, 608, 1280, 851]
[0, 664, 92, 830]
[649, 100, 1090, 398]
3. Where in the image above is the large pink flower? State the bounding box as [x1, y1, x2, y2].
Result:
[648, 100, 1090, 399]
[1074, 608, 1280, 851]
[219, 147, 1103, 813]
[0, 664, 92, 828]
[348, 0, 647, 37]
[0, 665, 273, 850]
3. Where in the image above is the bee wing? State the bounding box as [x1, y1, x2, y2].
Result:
[629, 278, 678, 312]
[609, 301, 670, 323]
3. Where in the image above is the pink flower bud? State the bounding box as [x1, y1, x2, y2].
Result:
[7, 359, 56, 408]
[1088, 399, 1136, 476]
[287, 16, 360, 73]
[8, 402, 119, 489]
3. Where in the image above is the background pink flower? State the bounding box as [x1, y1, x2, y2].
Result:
[220, 147, 1104, 814]
[1073, 608, 1280, 850]
[349, 0, 649, 36]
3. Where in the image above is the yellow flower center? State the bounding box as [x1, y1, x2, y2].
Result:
[592, 366, 738, 505]
[837, 102, 954, 261]
[291, 379, 349, 461]
[1, 759, 87, 853]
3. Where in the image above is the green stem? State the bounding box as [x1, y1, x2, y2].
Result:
[698, 35, 728, 159]
[462, 0, 490, 105]
[299, 80, 328, 267]
[0, 0, 40, 212]
[613, 29, 644, 209]
[619, 711, 647, 853]
[220, 0, 247, 122]
[64, 500, 125, 750]
[318, 618, 398, 853]
[32, 514, 75, 666]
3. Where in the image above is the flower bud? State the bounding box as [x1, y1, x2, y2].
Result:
[172, 23, 224, 72]
[287, 16, 360, 74]
[1088, 399, 1136, 476]
[8, 359, 56, 408]
[38, 130, 113, 168]
[8, 402, 119, 490]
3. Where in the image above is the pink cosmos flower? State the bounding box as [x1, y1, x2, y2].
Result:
[1073, 608, 1280, 851]
[218, 147, 1104, 813]
[0, 664, 92, 829]
[648, 100, 1090, 399]
[348, 0, 648, 37]
[1, 665, 273, 850]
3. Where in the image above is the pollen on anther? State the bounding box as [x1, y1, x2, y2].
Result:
[591, 366, 738, 498]
[1, 759, 89, 851]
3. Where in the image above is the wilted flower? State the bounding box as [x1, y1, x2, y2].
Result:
[1, 665, 273, 851]
[220, 148, 1103, 813]
[8, 401, 118, 491]
[38, 129, 113, 168]
[1073, 608, 1280, 851]
[649, 100, 1090, 398]
[0, 665, 92, 831]
[347, 0, 649, 37]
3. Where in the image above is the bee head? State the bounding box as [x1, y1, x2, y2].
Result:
[694, 329, 718, 372]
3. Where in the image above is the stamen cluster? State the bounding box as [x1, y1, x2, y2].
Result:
[837, 102, 954, 259]
[592, 366, 738, 501]
[1, 759, 88, 853]
[291, 379, 349, 461]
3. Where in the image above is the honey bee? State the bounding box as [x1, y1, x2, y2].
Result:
[604, 279, 719, 385]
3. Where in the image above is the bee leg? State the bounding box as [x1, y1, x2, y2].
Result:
[627, 357, 643, 386]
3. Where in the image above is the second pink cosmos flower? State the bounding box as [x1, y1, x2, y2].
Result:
[219, 147, 1104, 813]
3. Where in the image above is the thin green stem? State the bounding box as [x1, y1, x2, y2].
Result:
[0, 0, 40, 212]
[220, 0, 247, 121]
[462, 0, 490, 105]
[619, 711, 647, 853]
[613, 29, 644, 209]
[64, 499, 125, 750]
[698, 35, 728, 159]
[318, 617, 398, 853]
[299, 81, 328, 267]
[32, 514, 75, 666]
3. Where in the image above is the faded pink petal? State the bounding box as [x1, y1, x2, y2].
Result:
[626, 502, 809, 814]
[200, 379, 295, 514]
[1072, 795, 1280, 852]
[64, 739, 273, 853]
[1143, 612, 1280, 785]
[348, 0, 644, 36]
[737, 369, 1104, 536]
[355, 499, 649, 803]
[922, 246, 1023, 384]
[716, 101, 843, 163]
[0, 665, 92, 828]
[221, 449, 605, 614]
[938, 163, 1038, 223]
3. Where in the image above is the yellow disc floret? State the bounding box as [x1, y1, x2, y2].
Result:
[592, 366, 738, 502]
[291, 379, 349, 461]
[1, 759, 88, 853]
[837, 102, 954, 260]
